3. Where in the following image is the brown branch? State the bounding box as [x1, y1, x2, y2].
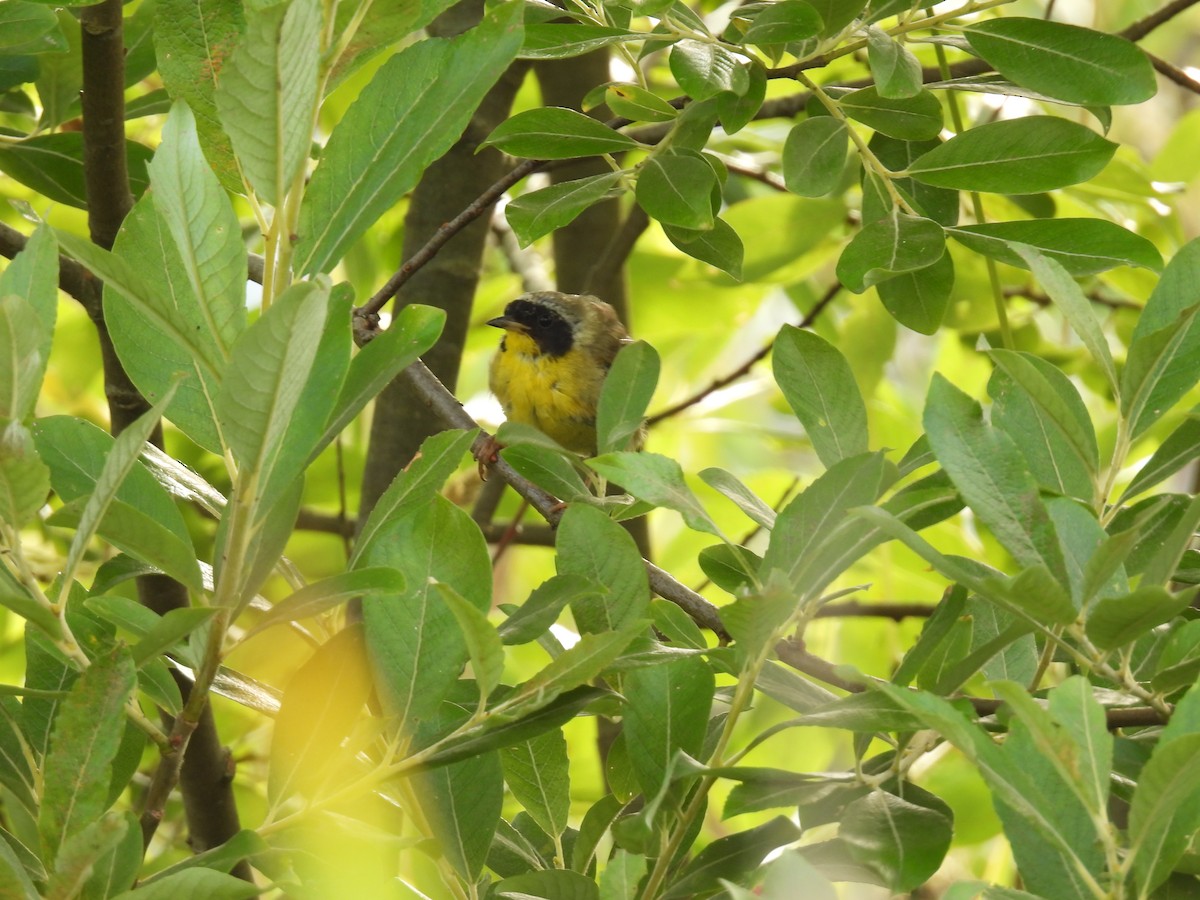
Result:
[357, 158, 541, 320]
[1147, 51, 1200, 95]
[815, 601, 938, 620]
[80, 0, 133, 250]
[583, 205, 651, 299]
[773, 641, 1167, 730]
[1120, 0, 1200, 41]
[646, 282, 841, 427]
[0, 221, 97, 305]
[1008, 285, 1142, 311]
[296, 504, 557, 546]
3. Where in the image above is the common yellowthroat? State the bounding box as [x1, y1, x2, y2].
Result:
[487, 291, 631, 456]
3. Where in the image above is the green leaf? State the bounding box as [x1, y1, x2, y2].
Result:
[699, 468, 776, 529]
[59, 387, 188, 594]
[499, 574, 604, 645]
[772, 325, 869, 467]
[636, 154, 717, 230]
[624, 655, 714, 795]
[1122, 237, 1200, 439]
[500, 730, 571, 840]
[104, 194, 234, 452]
[363, 496, 491, 725]
[316, 305, 446, 457]
[595, 340, 658, 455]
[866, 26, 923, 98]
[0, 223, 55, 418]
[434, 582, 505, 705]
[150, 101, 248, 355]
[987, 349, 1099, 478]
[839, 87, 943, 141]
[606, 82, 678, 123]
[38, 647, 136, 862]
[872, 682, 1101, 895]
[782, 117, 848, 197]
[1012, 244, 1119, 396]
[45, 812, 131, 900]
[0, 2, 64, 54]
[762, 452, 896, 595]
[497, 869, 600, 899]
[506, 171, 627, 247]
[111, 868, 264, 899]
[923, 374, 1066, 580]
[839, 791, 952, 892]
[964, 17, 1155, 106]
[0, 426, 49, 531]
[556, 504, 650, 635]
[662, 217, 745, 280]
[1086, 586, 1193, 651]
[669, 40, 749, 101]
[716, 61, 766, 135]
[1129, 733, 1200, 895]
[1047, 676, 1112, 818]
[135, 830, 265, 886]
[57, 230, 224, 387]
[742, 2, 823, 45]
[988, 367, 1092, 503]
[1141, 494, 1200, 589]
[948, 219, 1162, 276]
[215, 280, 329, 501]
[246, 568, 405, 638]
[269, 625, 373, 802]
[837, 213, 945, 293]
[129, 607, 219, 667]
[1123, 409, 1200, 500]
[513, 623, 646, 709]
[723, 579, 798, 656]
[153, 0, 245, 190]
[664, 817, 802, 899]
[520, 24, 641, 60]
[0, 133, 152, 209]
[589, 452, 722, 537]
[420, 687, 610, 770]
[295, 1, 523, 273]
[797, 692, 926, 732]
[0, 695, 38, 814]
[698, 544, 761, 594]
[350, 428, 476, 567]
[214, 0, 320, 206]
[906, 117, 1117, 192]
[868, 133, 959, 226]
[482, 106, 639, 159]
[876, 251, 953, 335]
[599, 850, 646, 899]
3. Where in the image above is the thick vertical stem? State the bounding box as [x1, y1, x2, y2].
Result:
[78, 0, 249, 877]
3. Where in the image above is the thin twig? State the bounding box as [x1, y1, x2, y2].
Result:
[1120, 0, 1200, 41]
[646, 282, 841, 427]
[814, 601, 938, 620]
[1147, 51, 1200, 95]
[357, 159, 542, 319]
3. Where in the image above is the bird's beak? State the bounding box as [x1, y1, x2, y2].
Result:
[487, 316, 526, 332]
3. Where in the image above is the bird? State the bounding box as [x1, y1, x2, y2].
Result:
[485, 291, 631, 457]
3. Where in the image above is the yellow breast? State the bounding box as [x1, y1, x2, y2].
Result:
[489, 331, 605, 455]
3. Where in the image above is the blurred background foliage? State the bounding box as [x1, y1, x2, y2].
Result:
[3, 0, 1200, 894]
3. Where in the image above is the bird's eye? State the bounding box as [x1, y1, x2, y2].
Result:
[537, 312, 553, 328]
